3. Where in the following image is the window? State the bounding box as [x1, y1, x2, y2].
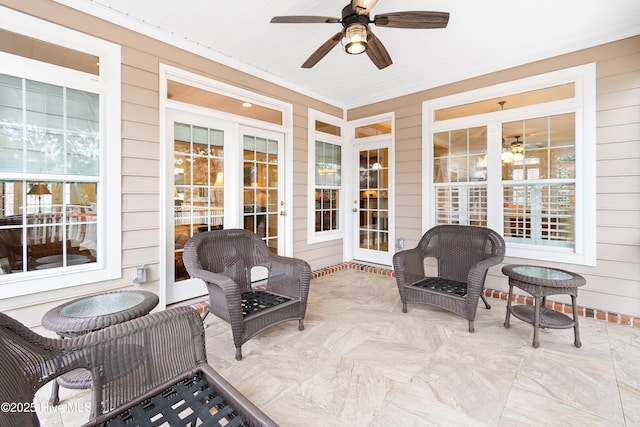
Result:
[424, 65, 596, 265]
[315, 141, 341, 233]
[502, 114, 576, 247]
[0, 8, 121, 297]
[433, 126, 488, 226]
[308, 110, 344, 243]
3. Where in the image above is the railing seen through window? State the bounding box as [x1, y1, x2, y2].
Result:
[0, 74, 99, 274]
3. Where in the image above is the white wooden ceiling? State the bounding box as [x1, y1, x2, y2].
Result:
[56, 0, 640, 108]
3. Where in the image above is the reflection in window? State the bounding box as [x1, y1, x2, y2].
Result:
[433, 126, 488, 226]
[0, 74, 99, 274]
[359, 148, 389, 251]
[173, 122, 224, 281]
[0, 181, 98, 274]
[502, 113, 576, 248]
[426, 65, 594, 265]
[434, 84, 574, 121]
[503, 184, 575, 246]
[308, 112, 344, 243]
[355, 121, 392, 138]
[315, 141, 341, 232]
[243, 134, 278, 252]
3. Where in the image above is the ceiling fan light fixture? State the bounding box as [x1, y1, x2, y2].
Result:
[342, 23, 368, 55]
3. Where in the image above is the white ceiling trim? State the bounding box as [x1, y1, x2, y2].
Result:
[50, 0, 640, 109]
[53, 0, 345, 108]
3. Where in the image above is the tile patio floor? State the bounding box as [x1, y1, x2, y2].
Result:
[35, 269, 640, 426]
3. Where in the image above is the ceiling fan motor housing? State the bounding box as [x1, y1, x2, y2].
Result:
[341, 4, 371, 28]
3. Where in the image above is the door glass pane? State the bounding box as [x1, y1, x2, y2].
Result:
[358, 148, 389, 252]
[243, 134, 278, 253]
[173, 122, 224, 281]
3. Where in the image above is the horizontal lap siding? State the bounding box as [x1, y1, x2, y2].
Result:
[0, 0, 342, 324]
[349, 36, 640, 317]
[594, 43, 640, 315]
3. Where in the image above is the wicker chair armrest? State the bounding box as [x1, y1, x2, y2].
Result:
[263, 255, 311, 299]
[468, 255, 503, 281]
[0, 313, 85, 394]
[392, 248, 425, 286]
[69, 306, 207, 418]
[1, 312, 69, 352]
[465, 256, 504, 295]
[187, 266, 245, 327]
[187, 266, 241, 294]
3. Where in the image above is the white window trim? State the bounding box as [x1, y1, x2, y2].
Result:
[422, 64, 596, 266]
[307, 109, 346, 244]
[159, 65, 294, 308]
[0, 7, 122, 298]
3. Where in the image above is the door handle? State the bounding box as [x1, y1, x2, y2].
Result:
[280, 211, 286, 216]
[352, 208, 358, 212]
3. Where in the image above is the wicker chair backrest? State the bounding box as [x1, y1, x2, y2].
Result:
[187, 229, 272, 291]
[419, 225, 505, 283]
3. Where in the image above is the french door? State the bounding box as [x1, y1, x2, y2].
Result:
[352, 140, 393, 265]
[165, 110, 286, 304]
[240, 126, 286, 255]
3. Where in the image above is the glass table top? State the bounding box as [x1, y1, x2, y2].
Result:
[512, 265, 573, 281]
[60, 292, 146, 318]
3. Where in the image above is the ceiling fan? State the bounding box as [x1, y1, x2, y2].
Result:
[270, 0, 449, 69]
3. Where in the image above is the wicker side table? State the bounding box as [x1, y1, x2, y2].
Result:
[41, 290, 159, 407]
[502, 265, 586, 348]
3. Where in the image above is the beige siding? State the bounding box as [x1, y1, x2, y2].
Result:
[0, 0, 343, 325]
[349, 36, 640, 317]
[0, 0, 637, 324]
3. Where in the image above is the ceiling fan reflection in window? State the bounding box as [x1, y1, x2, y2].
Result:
[270, 0, 449, 69]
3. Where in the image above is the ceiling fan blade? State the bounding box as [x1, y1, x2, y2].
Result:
[271, 16, 341, 24]
[374, 11, 449, 29]
[366, 31, 392, 70]
[302, 32, 343, 68]
[351, 0, 379, 15]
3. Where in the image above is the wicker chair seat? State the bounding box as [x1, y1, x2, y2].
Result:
[241, 291, 291, 318]
[413, 277, 468, 298]
[105, 372, 249, 427]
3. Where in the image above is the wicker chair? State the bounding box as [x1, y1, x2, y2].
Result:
[0, 307, 278, 427]
[183, 228, 311, 360]
[393, 224, 506, 332]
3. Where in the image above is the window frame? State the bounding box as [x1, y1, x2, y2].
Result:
[0, 7, 122, 298]
[307, 109, 345, 244]
[423, 64, 596, 265]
